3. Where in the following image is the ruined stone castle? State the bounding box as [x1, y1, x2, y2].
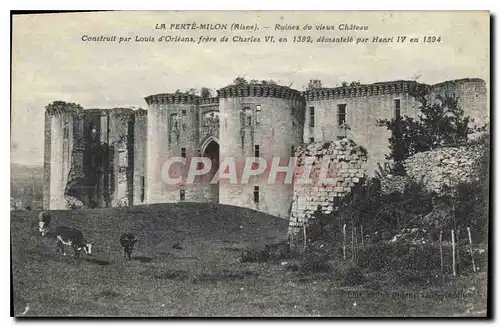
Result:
[43, 78, 487, 219]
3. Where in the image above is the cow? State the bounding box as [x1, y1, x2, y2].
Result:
[120, 233, 139, 260]
[54, 226, 94, 259]
[38, 211, 51, 236]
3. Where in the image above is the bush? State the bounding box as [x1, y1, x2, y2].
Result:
[265, 240, 292, 262]
[240, 241, 293, 263]
[356, 241, 487, 275]
[299, 248, 330, 273]
[357, 243, 443, 272]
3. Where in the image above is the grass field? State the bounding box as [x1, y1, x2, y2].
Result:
[11, 203, 487, 317]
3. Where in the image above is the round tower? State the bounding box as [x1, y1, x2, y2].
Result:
[430, 78, 488, 129]
[43, 102, 83, 210]
[217, 84, 305, 218]
[144, 93, 200, 204]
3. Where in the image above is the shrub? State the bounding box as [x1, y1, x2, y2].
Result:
[299, 248, 330, 273]
[355, 241, 487, 276]
[265, 240, 292, 262]
[240, 240, 293, 263]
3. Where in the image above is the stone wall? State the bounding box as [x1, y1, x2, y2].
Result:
[45, 107, 80, 210]
[109, 108, 135, 207]
[43, 77, 487, 215]
[133, 109, 148, 205]
[218, 85, 305, 219]
[406, 145, 483, 193]
[430, 78, 488, 129]
[288, 138, 368, 236]
[304, 81, 422, 176]
[302, 78, 488, 177]
[43, 112, 52, 209]
[144, 95, 201, 204]
[381, 144, 485, 195]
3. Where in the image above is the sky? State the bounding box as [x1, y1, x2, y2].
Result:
[11, 11, 489, 166]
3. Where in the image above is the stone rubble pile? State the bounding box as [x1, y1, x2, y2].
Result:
[288, 141, 486, 238]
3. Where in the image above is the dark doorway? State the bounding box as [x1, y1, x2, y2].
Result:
[202, 140, 219, 203]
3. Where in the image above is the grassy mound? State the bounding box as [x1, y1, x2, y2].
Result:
[11, 203, 288, 316]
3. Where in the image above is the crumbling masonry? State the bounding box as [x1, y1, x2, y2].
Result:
[43, 78, 488, 223]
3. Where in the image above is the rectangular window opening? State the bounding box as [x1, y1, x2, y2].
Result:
[181, 147, 186, 158]
[394, 99, 401, 119]
[338, 104, 346, 126]
[309, 107, 315, 127]
[181, 110, 187, 127]
[309, 137, 315, 143]
[253, 186, 259, 203]
[180, 189, 185, 201]
[254, 145, 260, 157]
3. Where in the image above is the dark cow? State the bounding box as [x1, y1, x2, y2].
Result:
[54, 226, 94, 259]
[120, 233, 139, 260]
[38, 211, 51, 236]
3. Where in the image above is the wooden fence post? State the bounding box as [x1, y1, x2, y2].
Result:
[467, 227, 477, 273]
[439, 230, 444, 274]
[351, 225, 355, 262]
[456, 227, 461, 274]
[451, 229, 456, 277]
[343, 224, 346, 261]
[303, 223, 307, 251]
[354, 226, 358, 263]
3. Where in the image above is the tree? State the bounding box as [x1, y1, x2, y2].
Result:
[306, 79, 323, 90]
[232, 76, 248, 86]
[200, 87, 212, 98]
[377, 87, 483, 175]
[340, 81, 361, 87]
[454, 132, 490, 242]
[261, 79, 278, 86]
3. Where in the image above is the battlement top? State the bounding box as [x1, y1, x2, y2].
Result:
[142, 77, 485, 105]
[45, 101, 84, 116]
[217, 84, 304, 102]
[134, 108, 148, 116]
[303, 80, 426, 101]
[431, 78, 486, 88]
[145, 93, 200, 105]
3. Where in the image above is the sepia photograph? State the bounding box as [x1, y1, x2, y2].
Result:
[10, 10, 490, 317]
